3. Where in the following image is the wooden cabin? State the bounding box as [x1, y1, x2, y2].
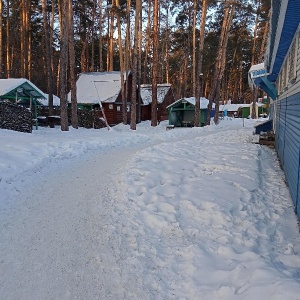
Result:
[70, 72, 175, 126]
[68, 71, 134, 126]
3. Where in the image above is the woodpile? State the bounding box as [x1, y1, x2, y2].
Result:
[0, 100, 33, 133]
[77, 109, 106, 129]
[36, 107, 107, 129]
[78, 110, 93, 128]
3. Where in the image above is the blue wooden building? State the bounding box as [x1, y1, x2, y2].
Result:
[249, 0, 300, 217]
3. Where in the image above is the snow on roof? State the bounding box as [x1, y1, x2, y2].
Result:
[219, 103, 264, 112]
[140, 84, 171, 105]
[69, 72, 124, 104]
[248, 63, 265, 72]
[38, 94, 60, 106]
[219, 104, 243, 112]
[0, 78, 46, 98]
[167, 97, 214, 109]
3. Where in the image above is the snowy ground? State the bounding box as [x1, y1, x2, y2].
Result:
[1, 118, 300, 300]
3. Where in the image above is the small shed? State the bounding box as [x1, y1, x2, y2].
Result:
[167, 97, 213, 127]
[0, 78, 46, 106]
[219, 104, 243, 117]
[139, 84, 175, 121]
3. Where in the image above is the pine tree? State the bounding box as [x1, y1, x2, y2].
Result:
[151, 0, 159, 127]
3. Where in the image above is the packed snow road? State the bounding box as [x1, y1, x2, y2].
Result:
[1, 119, 300, 299]
[0, 123, 206, 299]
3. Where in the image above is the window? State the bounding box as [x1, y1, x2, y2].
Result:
[288, 37, 297, 82]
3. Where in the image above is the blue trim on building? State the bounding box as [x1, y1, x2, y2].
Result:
[253, 76, 277, 100]
[268, 0, 300, 82]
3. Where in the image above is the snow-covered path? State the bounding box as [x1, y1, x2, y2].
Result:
[1, 119, 300, 299]
[116, 128, 300, 299]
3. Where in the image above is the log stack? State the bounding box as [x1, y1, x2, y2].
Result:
[37, 107, 108, 129]
[0, 100, 33, 133]
[77, 110, 93, 128]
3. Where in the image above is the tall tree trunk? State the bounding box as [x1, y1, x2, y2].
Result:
[25, 0, 30, 78]
[98, 0, 103, 71]
[213, 2, 235, 124]
[59, 0, 69, 131]
[206, 0, 235, 125]
[124, 0, 131, 124]
[252, 9, 270, 118]
[108, 0, 115, 72]
[50, 0, 56, 83]
[0, 0, 2, 78]
[27, 25, 31, 80]
[116, 0, 125, 125]
[21, 0, 25, 77]
[20, 0, 30, 78]
[106, 0, 110, 70]
[183, 52, 188, 97]
[90, 0, 96, 71]
[165, 3, 169, 84]
[6, 0, 10, 78]
[192, 0, 197, 96]
[131, 0, 141, 130]
[42, 0, 54, 122]
[69, 0, 78, 128]
[80, 35, 88, 72]
[137, 2, 142, 123]
[259, 10, 270, 62]
[143, 0, 151, 84]
[151, 0, 159, 126]
[194, 0, 207, 127]
[251, 0, 260, 118]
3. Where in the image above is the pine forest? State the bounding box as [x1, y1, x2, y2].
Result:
[0, 0, 270, 128]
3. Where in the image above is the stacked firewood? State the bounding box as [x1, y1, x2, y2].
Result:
[37, 107, 107, 129]
[77, 110, 93, 128]
[0, 100, 33, 133]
